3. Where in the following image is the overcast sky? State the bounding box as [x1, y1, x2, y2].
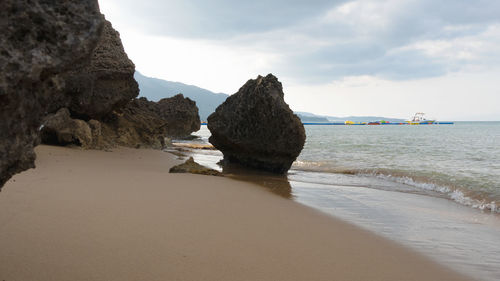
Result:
[100, 0, 500, 120]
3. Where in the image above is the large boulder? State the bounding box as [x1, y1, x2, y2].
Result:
[40, 95, 201, 149]
[0, 0, 103, 188]
[207, 74, 305, 174]
[157, 94, 200, 137]
[40, 108, 92, 148]
[53, 19, 138, 119]
[97, 95, 201, 148]
[99, 98, 169, 149]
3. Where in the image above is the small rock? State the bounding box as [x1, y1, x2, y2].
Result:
[169, 157, 222, 176]
[40, 108, 92, 148]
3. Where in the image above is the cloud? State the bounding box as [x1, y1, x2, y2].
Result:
[285, 71, 500, 120]
[100, 0, 347, 38]
[100, 0, 500, 83]
[278, 45, 447, 84]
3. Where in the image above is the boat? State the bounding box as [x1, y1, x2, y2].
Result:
[405, 112, 435, 125]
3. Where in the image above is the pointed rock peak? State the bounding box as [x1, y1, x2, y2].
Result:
[207, 74, 305, 174]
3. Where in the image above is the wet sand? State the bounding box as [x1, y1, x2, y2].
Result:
[0, 145, 470, 281]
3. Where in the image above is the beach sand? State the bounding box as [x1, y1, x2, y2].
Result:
[0, 145, 470, 281]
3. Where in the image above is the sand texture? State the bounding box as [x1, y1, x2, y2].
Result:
[0, 145, 470, 281]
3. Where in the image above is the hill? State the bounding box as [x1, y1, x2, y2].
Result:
[295, 114, 330, 123]
[134, 72, 405, 123]
[134, 72, 229, 120]
[327, 116, 406, 123]
[294, 111, 405, 123]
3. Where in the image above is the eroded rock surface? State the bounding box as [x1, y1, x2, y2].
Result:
[53, 19, 138, 119]
[36, 19, 200, 150]
[207, 74, 305, 174]
[40, 108, 92, 148]
[99, 98, 169, 149]
[0, 0, 103, 187]
[156, 94, 200, 137]
[97, 95, 201, 148]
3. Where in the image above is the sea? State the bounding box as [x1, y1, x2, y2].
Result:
[171, 121, 500, 281]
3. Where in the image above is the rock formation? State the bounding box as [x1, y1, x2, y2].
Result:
[55, 20, 138, 120]
[207, 74, 306, 174]
[0, 0, 103, 188]
[40, 20, 199, 149]
[99, 98, 169, 149]
[156, 94, 200, 137]
[43, 18, 159, 149]
[33, 16, 200, 151]
[40, 108, 93, 148]
[169, 157, 222, 176]
[0, 1, 202, 189]
[96, 95, 201, 148]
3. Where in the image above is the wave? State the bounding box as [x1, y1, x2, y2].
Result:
[292, 160, 500, 214]
[176, 131, 500, 214]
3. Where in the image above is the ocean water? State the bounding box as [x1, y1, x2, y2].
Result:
[294, 122, 500, 213]
[174, 122, 500, 280]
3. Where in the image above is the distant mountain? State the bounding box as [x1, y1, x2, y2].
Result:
[327, 116, 406, 123]
[295, 113, 330, 123]
[294, 111, 323, 118]
[134, 72, 405, 123]
[294, 111, 405, 123]
[134, 72, 229, 120]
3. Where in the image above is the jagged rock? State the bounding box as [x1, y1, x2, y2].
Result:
[207, 74, 305, 174]
[157, 94, 201, 137]
[0, 0, 103, 188]
[169, 157, 222, 176]
[99, 98, 169, 149]
[98, 95, 200, 148]
[40, 94, 200, 149]
[40, 108, 92, 148]
[53, 19, 138, 119]
[36, 18, 165, 150]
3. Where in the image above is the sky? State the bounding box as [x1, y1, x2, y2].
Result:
[99, 0, 500, 120]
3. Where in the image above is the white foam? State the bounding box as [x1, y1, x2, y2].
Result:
[367, 172, 500, 214]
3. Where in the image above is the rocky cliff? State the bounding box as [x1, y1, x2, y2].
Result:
[53, 20, 139, 120]
[1, 2, 203, 189]
[87, 95, 200, 148]
[39, 22, 200, 149]
[41, 95, 201, 150]
[0, 0, 104, 188]
[98, 98, 169, 149]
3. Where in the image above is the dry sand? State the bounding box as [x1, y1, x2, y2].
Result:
[0, 145, 471, 281]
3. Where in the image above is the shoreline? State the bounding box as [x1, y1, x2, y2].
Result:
[183, 144, 500, 280]
[184, 124, 500, 222]
[0, 145, 470, 281]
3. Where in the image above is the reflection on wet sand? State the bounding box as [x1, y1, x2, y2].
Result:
[167, 144, 293, 198]
[220, 162, 293, 199]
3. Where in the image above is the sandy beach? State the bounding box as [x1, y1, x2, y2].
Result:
[0, 145, 470, 281]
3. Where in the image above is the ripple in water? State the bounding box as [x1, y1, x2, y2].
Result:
[185, 122, 500, 280]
